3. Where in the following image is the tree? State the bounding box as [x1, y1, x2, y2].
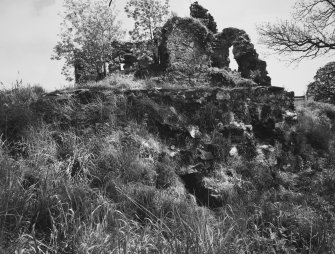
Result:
[258, 0, 335, 61]
[124, 0, 170, 64]
[52, 0, 124, 82]
[190, 1, 217, 33]
[124, 0, 170, 41]
[307, 62, 335, 104]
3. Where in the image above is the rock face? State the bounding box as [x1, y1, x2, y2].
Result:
[159, 18, 271, 86]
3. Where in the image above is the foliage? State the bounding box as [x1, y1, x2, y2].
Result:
[52, 0, 124, 82]
[190, 1, 217, 33]
[124, 0, 170, 41]
[307, 61, 335, 104]
[1, 79, 335, 253]
[258, 0, 335, 61]
[296, 101, 335, 151]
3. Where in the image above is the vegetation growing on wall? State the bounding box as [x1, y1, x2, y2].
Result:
[190, 1, 218, 34]
[159, 17, 213, 70]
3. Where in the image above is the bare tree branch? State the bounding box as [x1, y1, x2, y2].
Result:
[258, 0, 335, 61]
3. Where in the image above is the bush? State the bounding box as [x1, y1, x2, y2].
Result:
[296, 102, 335, 151]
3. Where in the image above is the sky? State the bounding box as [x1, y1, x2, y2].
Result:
[0, 0, 333, 95]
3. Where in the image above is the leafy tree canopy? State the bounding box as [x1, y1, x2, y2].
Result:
[124, 0, 170, 41]
[307, 62, 335, 104]
[258, 0, 335, 61]
[52, 0, 124, 82]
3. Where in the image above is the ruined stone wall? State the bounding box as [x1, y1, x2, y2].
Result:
[218, 28, 271, 87]
[190, 1, 218, 33]
[159, 17, 213, 70]
[211, 28, 271, 86]
[46, 86, 294, 136]
[166, 27, 209, 69]
[159, 18, 271, 87]
[124, 86, 294, 134]
[211, 28, 243, 68]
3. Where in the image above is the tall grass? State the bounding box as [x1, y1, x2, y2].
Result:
[0, 81, 335, 253]
[0, 81, 44, 145]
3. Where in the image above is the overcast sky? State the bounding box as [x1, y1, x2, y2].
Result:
[0, 0, 333, 94]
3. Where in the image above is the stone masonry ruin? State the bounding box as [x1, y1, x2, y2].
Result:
[44, 8, 295, 207]
[74, 2, 272, 87]
[159, 17, 271, 86]
[66, 4, 294, 207]
[212, 28, 271, 86]
[159, 17, 213, 71]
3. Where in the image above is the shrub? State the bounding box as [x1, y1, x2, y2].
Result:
[296, 102, 335, 151]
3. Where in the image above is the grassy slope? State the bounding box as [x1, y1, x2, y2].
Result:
[1, 76, 335, 253]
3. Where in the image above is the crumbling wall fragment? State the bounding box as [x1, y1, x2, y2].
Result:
[190, 1, 218, 33]
[159, 17, 213, 71]
[159, 17, 271, 87]
[212, 28, 271, 86]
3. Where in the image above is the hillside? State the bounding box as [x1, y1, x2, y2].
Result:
[0, 71, 335, 253]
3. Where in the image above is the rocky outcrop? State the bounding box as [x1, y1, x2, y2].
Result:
[124, 86, 293, 206]
[42, 85, 293, 206]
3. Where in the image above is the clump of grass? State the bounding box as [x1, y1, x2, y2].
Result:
[0, 81, 44, 144]
[80, 73, 146, 90]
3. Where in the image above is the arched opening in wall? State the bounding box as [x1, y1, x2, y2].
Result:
[229, 46, 238, 71]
